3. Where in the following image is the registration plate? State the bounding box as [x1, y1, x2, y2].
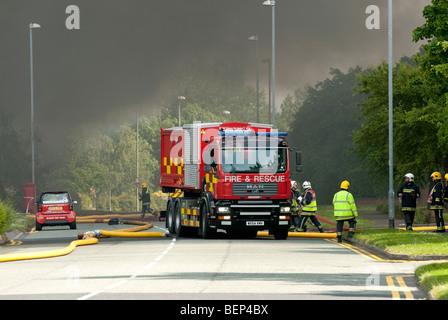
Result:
[246, 221, 264, 226]
[49, 206, 63, 211]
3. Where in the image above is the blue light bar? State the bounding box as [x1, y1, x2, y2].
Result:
[256, 132, 288, 136]
[219, 129, 252, 136]
[218, 130, 288, 137]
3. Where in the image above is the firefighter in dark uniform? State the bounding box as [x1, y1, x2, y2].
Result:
[428, 172, 445, 232]
[444, 173, 448, 209]
[140, 182, 151, 218]
[397, 173, 421, 230]
[289, 181, 301, 231]
[295, 181, 324, 233]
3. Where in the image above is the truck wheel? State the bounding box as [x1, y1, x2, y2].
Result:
[201, 203, 216, 239]
[273, 228, 289, 240]
[166, 200, 175, 234]
[174, 201, 187, 237]
[69, 221, 77, 230]
[35, 221, 42, 231]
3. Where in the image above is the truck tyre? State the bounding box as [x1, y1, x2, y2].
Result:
[35, 221, 43, 231]
[273, 228, 289, 240]
[174, 201, 188, 237]
[166, 200, 175, 234]
[200, 203, 216, 239]
[69, 221, 77, 230]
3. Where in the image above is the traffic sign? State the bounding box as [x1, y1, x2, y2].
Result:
[133, 177, 142, 186]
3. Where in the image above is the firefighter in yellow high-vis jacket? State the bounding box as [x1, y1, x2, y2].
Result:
[333, 180, 358, 243]
[295, 181, 324, 233]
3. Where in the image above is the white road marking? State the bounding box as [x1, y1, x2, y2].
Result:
[77, 236, 176, 300]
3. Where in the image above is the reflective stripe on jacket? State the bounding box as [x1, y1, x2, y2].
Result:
[332, 190, 358, 220]
[301, 189, 317, 215]
[428, 182, 443, 210]
[397, 182, 421, 211]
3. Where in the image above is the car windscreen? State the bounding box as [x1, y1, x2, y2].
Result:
[41, 193, 70, 204]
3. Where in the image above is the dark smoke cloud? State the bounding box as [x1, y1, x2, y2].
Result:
[0, 0, 429, 163]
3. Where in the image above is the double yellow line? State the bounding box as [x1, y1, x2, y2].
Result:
[325, 239, 388, 261]
[326, 239, 416, 300]
[386, 275, 414, 300]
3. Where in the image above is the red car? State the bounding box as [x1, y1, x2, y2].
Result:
[35, 191, 77, 230]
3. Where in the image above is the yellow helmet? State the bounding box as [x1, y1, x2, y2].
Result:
[445, 173, 448, 181]
[340, 180, 350, 190]
[430, 172, 442, 180]
[142, 182, 147, 188]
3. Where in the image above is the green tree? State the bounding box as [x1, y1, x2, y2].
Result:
[353, 60, 436, 185]
[66, 124, 154, 211]
[288, 67, 377, 203]
[412, 0, 448, 168]
[277, 88, 307, 132]
[0, 100, 28, 203]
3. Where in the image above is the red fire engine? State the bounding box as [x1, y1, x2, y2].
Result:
[159, 122, 301, 239]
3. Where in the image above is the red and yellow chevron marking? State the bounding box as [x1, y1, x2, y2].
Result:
[169, 189, 184, 198]
[206, 173, 218, 192]
[164, 157, 183, 175]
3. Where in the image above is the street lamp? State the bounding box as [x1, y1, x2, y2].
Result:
[263, 0, 275, 127]
[388, 0, 394, 229]
[178, 96, 186, 126]
[249, 35, 259, 123]
[262, 58, 271, 124]
[29, 23, 41, 185]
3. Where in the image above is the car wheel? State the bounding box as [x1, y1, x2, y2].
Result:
[35, 221, 42, 231]
[70, 221, 77, 229]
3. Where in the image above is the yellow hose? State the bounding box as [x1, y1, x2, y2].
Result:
[0, 216, 164, 263]
[397, 226, 442, 231]
[257, 231, 337, 238]
[0, 238, 98, 263]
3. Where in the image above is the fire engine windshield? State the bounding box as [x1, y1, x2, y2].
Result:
[221, 147, 287, 174]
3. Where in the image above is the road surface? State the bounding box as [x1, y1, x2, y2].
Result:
[0, 219, 427, 303]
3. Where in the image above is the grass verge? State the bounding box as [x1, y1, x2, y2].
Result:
[352, 228, 448, 256]
[415, 263, 448, 300]
[351, 228, 448, 300]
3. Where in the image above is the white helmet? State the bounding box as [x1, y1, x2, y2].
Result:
[404, 173, 414, 182]
[302, 181, 311, 189]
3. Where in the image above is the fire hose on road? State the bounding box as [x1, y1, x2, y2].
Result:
[0, 217, 165, 263]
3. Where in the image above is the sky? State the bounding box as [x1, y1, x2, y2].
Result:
[0, 0, 430, 162]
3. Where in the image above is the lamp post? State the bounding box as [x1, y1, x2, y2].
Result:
[262, 0, 275, 127]
[178, 95, 186, 126]
[388, 0, 395, 229]
[249, 35, 260, 123]
[262, 58, 271, 124]
[136, 105, 139, 212]
[29, 23, 41, 185]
